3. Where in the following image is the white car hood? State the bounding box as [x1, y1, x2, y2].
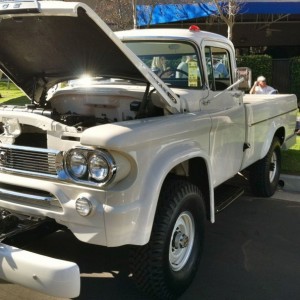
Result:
[0, 1, 181, 112]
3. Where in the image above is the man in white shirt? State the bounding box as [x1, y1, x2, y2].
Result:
[250, 75, 276, 94]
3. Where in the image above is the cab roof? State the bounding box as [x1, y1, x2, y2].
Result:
[116, 27, 232, 46]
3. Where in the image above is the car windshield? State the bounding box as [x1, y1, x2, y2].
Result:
[124, 41, 203, 89]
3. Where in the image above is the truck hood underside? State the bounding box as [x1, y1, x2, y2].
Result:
[0, 5, 141, 100]
[0, 1, 181, 111]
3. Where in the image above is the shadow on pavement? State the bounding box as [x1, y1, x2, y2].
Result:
[188, 194, 300, 300]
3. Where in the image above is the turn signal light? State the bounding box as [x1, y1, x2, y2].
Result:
[76, 197, 93, 216]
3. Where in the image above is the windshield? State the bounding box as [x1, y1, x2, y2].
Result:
[124, 41, 203, 89]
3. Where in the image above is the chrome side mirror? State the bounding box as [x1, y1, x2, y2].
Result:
[236, 67, 252, 90]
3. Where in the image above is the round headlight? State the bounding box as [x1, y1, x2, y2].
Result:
[67, 151, 87, 178]
[88, 154, 110, 182]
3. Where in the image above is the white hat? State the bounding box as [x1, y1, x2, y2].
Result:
[257, 76, 266, 82]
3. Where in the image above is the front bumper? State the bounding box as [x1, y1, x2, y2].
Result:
[0, 242, 80, 298]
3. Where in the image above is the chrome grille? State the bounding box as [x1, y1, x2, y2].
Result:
[0, 145, 62, 177]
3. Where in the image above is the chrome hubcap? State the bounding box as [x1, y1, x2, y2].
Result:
[169, 211, 195, 271]
[269, 151, 277, 182]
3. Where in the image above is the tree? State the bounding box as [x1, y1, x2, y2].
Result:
[67, 0, 243, 34]
[210, 0, 245, 40]
[132, 0, 138, 29]
[136, 0, 193, 28]
[67, 0, 133, 30]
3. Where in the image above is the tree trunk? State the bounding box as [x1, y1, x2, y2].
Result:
[227, 22, 234, 41]
[132, 0, 137, 29]
[227, 1, 234, 41]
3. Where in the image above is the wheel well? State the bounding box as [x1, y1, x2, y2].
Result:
[165, 157, 210, 220]
[188, 158, 210, 220]
[274, 127, 285, 145]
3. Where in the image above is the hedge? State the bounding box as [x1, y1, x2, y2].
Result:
[236, 54, 273, 86]
[290, 57, 300, 101]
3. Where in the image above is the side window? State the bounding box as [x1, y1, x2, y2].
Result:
[205, 46, 232, 91]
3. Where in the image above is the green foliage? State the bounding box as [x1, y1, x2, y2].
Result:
[290, 56, 300, 101]
[0, 81, 29, 105]
[281, 111, 300, 175]
[281, 136, 300, 175]
[237, 54, 273, 85]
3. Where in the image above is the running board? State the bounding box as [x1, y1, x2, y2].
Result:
[214, 184, 244, 213]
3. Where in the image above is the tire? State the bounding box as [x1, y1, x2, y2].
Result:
[130, 177, 205, 300]
[249, 137, 281, 197]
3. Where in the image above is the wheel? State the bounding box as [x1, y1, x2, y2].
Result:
[130, 177, 205, 299]
[249, 137, 281, 197]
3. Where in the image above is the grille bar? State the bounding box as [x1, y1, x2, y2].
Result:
[0, 145, 62, 177]
[0, 183, 62, 212]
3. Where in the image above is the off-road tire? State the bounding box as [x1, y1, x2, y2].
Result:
[249, 137, 281, 197]
[130, 177, 205, 299]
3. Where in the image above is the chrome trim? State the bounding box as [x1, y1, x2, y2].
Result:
[0, 144, 117, 188]
[88, 151, 117, 183]
[0, 144, 63, 178]
[0, 143, 59, 154]
[0, 187, 55, 203]
[64, 147, 117, 187]
[0, 185, 62, 212]
[0, 167, 58, 179]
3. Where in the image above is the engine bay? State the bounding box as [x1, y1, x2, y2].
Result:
[0, 82, 167, 150]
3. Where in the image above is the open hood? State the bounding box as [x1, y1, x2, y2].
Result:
[0, 1, 181, 112]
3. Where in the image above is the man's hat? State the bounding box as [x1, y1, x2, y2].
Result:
[257, 76, 266, 82]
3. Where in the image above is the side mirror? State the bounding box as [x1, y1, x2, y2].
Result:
[236, 67, 252, 90]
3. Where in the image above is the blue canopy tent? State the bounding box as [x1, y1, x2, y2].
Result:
[137, 1, 300, 26]
[137, 3, 217, 26]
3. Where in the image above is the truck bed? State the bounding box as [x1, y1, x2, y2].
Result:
[241, 93, 298, 169]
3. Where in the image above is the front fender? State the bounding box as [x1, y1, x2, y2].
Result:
[105, 140, 214, 246]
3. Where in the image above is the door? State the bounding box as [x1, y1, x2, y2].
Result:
[202, 44, 246, 187]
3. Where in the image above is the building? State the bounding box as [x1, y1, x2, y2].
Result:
[137, 0, 300, 92]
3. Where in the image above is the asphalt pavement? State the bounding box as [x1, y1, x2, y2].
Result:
[0, 176, 299, 300]
[185, 188, 300, 300]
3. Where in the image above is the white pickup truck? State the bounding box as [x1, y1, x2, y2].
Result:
[0, 1, 298, 299]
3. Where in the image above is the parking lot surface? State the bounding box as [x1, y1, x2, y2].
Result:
[0, 187, 300, 300]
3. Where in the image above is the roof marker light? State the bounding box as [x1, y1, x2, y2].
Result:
[189, 25, 200, 32]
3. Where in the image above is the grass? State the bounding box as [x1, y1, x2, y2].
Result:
[1, 80, 300, 174]
[281, 135, 300, 175]
[0, 81, 30, 105]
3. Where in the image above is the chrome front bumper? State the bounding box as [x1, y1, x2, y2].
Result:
[0, 243, 80, 298]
